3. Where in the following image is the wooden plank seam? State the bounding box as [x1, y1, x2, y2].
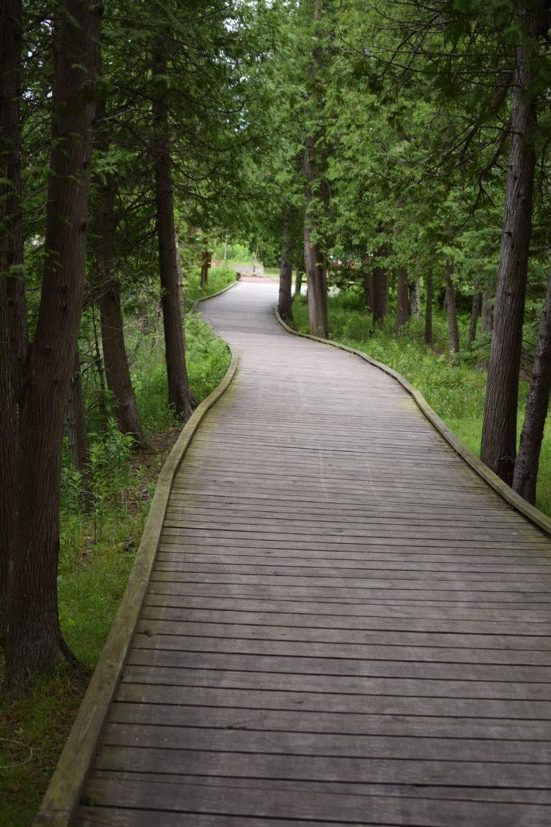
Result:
[33, 346, 239, 826]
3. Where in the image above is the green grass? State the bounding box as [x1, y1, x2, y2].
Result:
[185, 263, 237, 306]
[0, 313, 231, 826]
[293, 292, 550, 516]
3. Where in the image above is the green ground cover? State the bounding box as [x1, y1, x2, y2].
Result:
[293, 292, 550, 517]
[0, 295, 232, 826]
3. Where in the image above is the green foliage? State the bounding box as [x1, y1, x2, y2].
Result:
[185, 264, 237, 305]
[186, 315, 232, 400]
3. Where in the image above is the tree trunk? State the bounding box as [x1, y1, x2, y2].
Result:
[152, 41, 194, 420]
[424, 272, 433, 345]
[396, 269, 410, 330]
[372, 258, 389, 325]
[362, 270, 373, 312]
[5, 0, 102, 692]
[481, 3, 540, 485]
[481, 287, 494, 334]
[92, 304, 109, 425]
[96, 176, 144, 444]
[468, 291, 482, 348]
[512, 274, 551, 504]
[304, 133, 328, 338]
[410, 278, 421, 319]
[444, 267, 460, 353]
[0, 0, 26, 640]
[66, 347, 92, 507]
[200, 237, 211, 289]
[278, 219, 294, 323]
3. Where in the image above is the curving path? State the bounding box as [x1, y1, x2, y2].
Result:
[79, 281, 551, 826]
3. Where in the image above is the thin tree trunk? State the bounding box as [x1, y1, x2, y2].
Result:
[0, 0, 26, 640]
[481, 3, 540, 485]
[481, 287, 494, 334]
[468, 290, 482, 348]
[444, 267, 460, 353]
[92, 304, 109, 425]
[5, 0, 101, 691]
[410, 278, 421, 319]
[372, 256, 389, 325]
[96, 176, 144, 444]
[513, 274, 551, 504]
[66, 347, 92, 507]
[396, 269, 410, 330]
[362, 270, 373, 312]
[152, 41, 194, 420]
[424, 272, 433, 345]
[200, 236, 211, 288]
[278, 219, 294, 323]
[304, 132, 328, 338]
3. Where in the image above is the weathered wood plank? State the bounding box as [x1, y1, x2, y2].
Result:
[122, 662, 551, 701]
[101, 721, 551, 764]
[94, 746, 551, 788]
[107, 701, 550, 740]
[132, 628, 551, 665]
[81, 774, 551, 825]
[116, 681, 551, 719]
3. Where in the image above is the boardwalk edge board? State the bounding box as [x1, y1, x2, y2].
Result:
[274, 308, 551, 537]
[33, 349, 239, 827]
[191, 276, 239, 312]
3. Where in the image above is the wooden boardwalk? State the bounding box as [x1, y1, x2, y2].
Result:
[78, 282, 551, 826]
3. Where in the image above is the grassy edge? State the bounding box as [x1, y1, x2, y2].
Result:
[33, 349, 239, 826]
[192, 277, 239, 310]
[274, 308, 551, 537]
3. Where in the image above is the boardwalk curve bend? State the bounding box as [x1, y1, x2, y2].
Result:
[39, 280, 551, 826]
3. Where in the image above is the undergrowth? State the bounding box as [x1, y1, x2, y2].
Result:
[293, 290, 550, 516]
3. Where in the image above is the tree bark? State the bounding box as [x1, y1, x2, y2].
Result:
[468, 290, 482, 348]
[5, 0, 102, 691]
[512, 274, 551, 504]
[96, 176, 144, 444]
[278, 219, 294, 323]
[396, 269, 410, 330]
[303, 134, 328, 338]
[481, 287, 494, 334]
[372, 254, 389, 325]
[410, 278, 421, 319]
[362, 270, 373, 312]
[152, 41, 194, 420]
[444, 266, 460, 353]
[66, 347, 92, 507]
[200, 237, 211, 288]
[481, 2, 540, 485]
[0, 0, 26, 640]
[424, 272, 434, 345]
